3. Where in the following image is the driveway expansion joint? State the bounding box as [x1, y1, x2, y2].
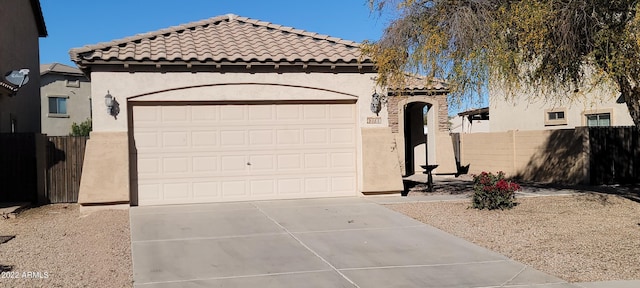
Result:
[252, 202, 363, 288]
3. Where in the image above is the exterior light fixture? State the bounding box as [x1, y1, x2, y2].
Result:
[370, 92, 386, 116]
[105, 91, 114, 115]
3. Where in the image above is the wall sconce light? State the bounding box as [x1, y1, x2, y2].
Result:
[105, 91, 114, 115]
[370, 92, 387, 116]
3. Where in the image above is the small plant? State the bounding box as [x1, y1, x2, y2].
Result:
[471, 171, 520, 210]
[70, 118, 92, 136]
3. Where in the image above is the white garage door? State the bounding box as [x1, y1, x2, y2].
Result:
[131, 103, 357, 206]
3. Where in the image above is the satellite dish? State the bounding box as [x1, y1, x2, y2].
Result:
[4, 69, 30, 88]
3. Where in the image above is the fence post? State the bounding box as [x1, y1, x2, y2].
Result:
[35, 133, 48, 204]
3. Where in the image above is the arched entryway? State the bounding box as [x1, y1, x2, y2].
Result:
[394, 96, 440, 177]
[404, 102, 431, 175]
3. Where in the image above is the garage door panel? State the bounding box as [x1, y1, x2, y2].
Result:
[330, 128, 355, 144]
[331, 152, 356, 168]
[221, 181, 247, 197]
[220, 106, 246, 121]
[162, 131, 189, 147]
[248, 155, 275, 171]
[220, 130, 246, 146]
[134, 131, 160, 148]
[134, 106, 160, 122]
[248, 130, 274, 145]
[163, 183, 190, 199]
[193, 182, 219, 198]
[303, 105, 327, 119]
[332, 176, 356, 193]
[304, 153, 328, 169]
[138, 183, 161, 201]
[161, 106, 189, 122]
[163, 157, 190, 173]
[248, 105, 274, 120]
[192, 156, 218, 172]
[136, 150, 355, 177]
[133, 103, 356, 205]
[276, 154, 302, 169]
[303, 129, 328, 144]
[330, 105, 356, 120]
[276, 129, 301, 145]
[192, 131, 218, 147]
[221, 155, 249, 172]
[305, 177, 329, 194]
[277, 178, 303, 194]
[276, 105, 301, 120]
[250, 180, 276, 195]
[191, 106, 219, 121]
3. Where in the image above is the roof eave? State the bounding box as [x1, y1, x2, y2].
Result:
[71, 59, 376, 73]
[458, 107, 489, 116]
[30, 0, 47, 37]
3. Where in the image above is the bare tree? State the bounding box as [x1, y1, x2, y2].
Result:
[363, 0, 640, 127]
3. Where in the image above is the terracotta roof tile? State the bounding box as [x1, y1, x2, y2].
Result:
[390, 75, 449, 92]
[69, 14, 370, 67]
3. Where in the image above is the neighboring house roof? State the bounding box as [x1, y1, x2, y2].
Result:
[40, 63, 84, 76]
[69, 14, 371, 70]
[458, 107, 489, 117]
[31, 0, 47, 37]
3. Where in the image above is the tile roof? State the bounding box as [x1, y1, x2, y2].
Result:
[69, 14, 371, 68]
[389, 75, 449, 92]
[40, 63, 83, 76]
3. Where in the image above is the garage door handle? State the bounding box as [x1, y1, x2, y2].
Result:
[246, 162, 251, 166]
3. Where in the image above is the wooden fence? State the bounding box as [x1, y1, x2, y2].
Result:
[0, 134, 88, 204]
[45, 136, 88, 203]
[0, 133, 38, 202]
[589, 127, 640, 185]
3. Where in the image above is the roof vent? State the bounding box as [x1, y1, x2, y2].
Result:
[227, 14, 234, 21]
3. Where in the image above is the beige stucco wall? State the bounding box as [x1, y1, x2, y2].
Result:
[40, 74, 91, 136]
[460, 129, 589, 184]
[491, 83, 633, 132]
[361, 128, 404, 193]
[78, 132, 130, 204]
[79, 70, 398, 204]
[0, 0, 42, 132]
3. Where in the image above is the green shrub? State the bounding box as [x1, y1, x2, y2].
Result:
[471, 171, 520, 210]
[70, 118, 92, 136]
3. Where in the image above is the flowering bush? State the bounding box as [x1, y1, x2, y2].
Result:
[471, 171, 520, 210]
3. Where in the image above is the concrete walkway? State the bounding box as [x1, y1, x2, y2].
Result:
[130, 197, 579, 288]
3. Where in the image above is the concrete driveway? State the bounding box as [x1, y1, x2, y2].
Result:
[130, 197, 576, 288]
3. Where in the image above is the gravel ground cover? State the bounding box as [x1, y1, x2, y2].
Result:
[0, 204, 132, 288]
[388, 192, 640, 282]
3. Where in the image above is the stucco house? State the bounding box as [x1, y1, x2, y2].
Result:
[70, 14, 455, 206]
[450, 107, 489, 134]
[40, 63, 91, 136]
[0, 0, 47, 133]
[490, 84, 634, 132]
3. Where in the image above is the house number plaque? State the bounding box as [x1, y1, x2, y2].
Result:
[367, 117, 382, 124]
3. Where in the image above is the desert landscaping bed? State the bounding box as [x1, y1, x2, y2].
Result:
[0, 204, 132, 288]
[388, 193, 640, 282]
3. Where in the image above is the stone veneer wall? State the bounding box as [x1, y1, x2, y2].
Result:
[387, 94, 449, 133]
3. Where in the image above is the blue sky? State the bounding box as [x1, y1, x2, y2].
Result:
[38, 0, 486, 113]
[39, 0, 392, 66]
